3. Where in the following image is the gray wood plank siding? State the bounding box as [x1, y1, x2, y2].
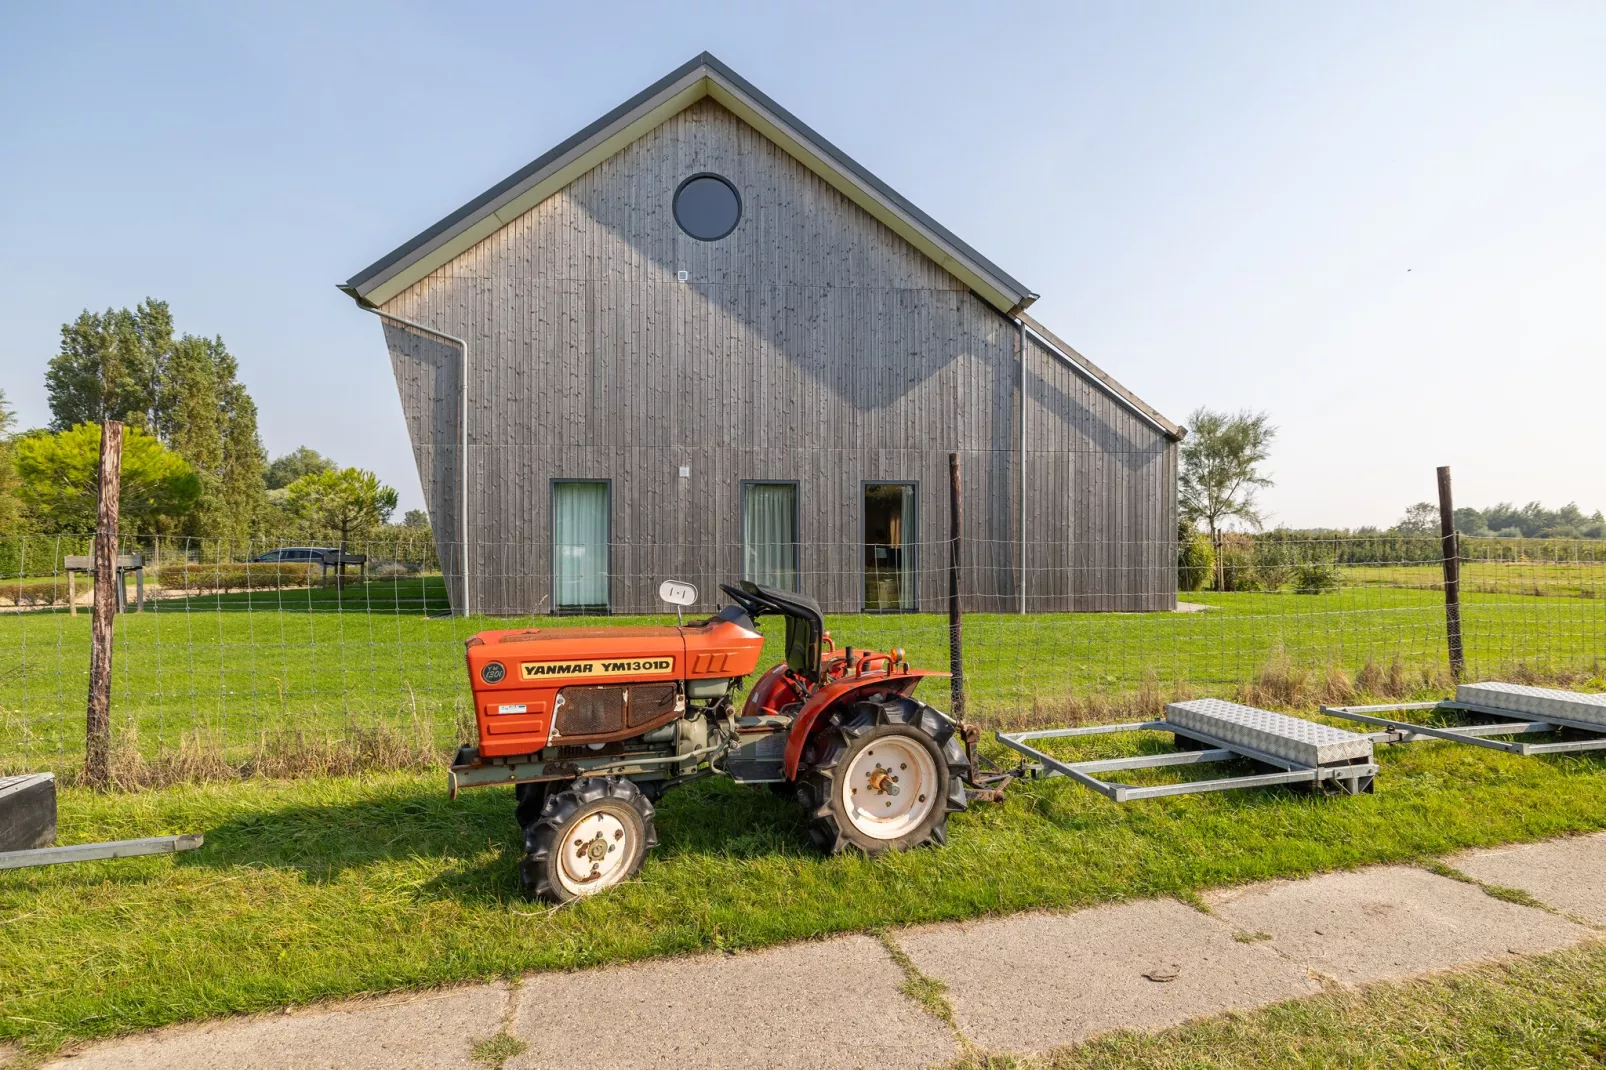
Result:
[379, 99, 1175, 615]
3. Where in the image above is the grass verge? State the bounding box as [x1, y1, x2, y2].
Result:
[949, 941, 1606, 1068]
[3, 737, 1606, 1056]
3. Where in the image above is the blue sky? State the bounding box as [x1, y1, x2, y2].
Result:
[1, 1, 1602, 526]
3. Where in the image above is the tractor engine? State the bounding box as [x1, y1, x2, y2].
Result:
[461, 603, 767, 780]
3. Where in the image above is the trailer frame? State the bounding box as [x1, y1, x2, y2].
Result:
[995, 719, 1378, 803]
[1322, 699, 1606, 757]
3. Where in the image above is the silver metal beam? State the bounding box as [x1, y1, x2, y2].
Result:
[0, 833, 203, 870]
[1069, 748, 1236, 774]
[1105, 766, 1375, 803]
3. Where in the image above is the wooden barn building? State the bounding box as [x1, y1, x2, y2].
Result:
[342, 53, 1183, 616]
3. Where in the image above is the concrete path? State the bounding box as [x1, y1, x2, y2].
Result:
[32, 831, 1606, 1070]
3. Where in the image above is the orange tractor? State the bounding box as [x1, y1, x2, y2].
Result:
[450, 581, 976, 900]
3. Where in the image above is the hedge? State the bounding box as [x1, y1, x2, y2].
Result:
[155, 563, 319, 593]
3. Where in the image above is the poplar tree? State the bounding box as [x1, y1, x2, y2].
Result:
[44, 300, 266, 543]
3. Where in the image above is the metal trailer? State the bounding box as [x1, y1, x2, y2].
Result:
[0, 772, 205, 871]
[1324, 682, 1606, 757]
[997, 698, 1378, 803]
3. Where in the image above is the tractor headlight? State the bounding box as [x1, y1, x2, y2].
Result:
[480, 661, 506, 684]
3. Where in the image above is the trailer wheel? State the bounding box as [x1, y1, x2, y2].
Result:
[802, 696, 969, 855]
[520, 776, 657, 902]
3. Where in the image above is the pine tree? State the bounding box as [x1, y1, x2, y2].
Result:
[46, 300, 268, 547]
[45, 299, 174, 431]
[215, 346, 267, 543]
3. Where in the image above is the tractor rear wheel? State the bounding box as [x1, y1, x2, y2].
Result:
[520, 776, 657, 902]
[802, 696, 969, 855]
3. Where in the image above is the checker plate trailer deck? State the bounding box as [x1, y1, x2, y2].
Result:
[1323, 682, 1606, 757]
[996, 698, 1378, 802]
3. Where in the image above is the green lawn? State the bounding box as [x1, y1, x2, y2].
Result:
[4, 734, 1606, 1056]
[3, 577, 1602, 774]
[1342, 559, 1606, 599]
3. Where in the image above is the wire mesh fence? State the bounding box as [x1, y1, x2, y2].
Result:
[1, 531, 1602, 782]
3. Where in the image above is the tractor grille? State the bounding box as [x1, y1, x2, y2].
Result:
[626, 683, 679, 727]
[554, 683, 680, 741]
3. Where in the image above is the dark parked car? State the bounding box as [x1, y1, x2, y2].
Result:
[250, 547, 341, 564]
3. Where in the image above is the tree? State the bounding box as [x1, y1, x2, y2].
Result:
[285, 468, 398, 549]
[1179, 407, 1277, 590]
[266, 447, 335, 490]
[15, 423, 201, 535]
[1176, 518, 1215, 592]
[400, 508, 430, 529]
[160, 334, 267, 543]
[44, 300, 267, 542]
[45, 300, 174, 431]
[0, 390, 24, 536]
[1394, 502, 1439, 535]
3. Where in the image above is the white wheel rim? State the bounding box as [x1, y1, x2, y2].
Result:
[557, 805, 635, 896]
[840, 735, 940, 840]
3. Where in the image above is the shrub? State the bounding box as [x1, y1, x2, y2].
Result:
[1177, 529, 1215, 592]
[156, 562, 318, 594]
[1251, 540, 1300, 592]
[1292, 559, 1341, 594]
[0, 576, 67, 606]
[0, 536, 92, 580]
[1216, 537, 1258, 591]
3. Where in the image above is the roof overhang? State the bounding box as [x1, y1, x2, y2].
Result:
[1019, 313, 1186, 442]
[341, 52, 1037, 315]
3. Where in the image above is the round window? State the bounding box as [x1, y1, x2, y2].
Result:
[673, 174, 742, 241]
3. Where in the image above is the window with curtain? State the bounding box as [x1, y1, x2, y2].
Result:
[742, 482, 799, 591]
[552, 481, 610, 612]
[864, 483, 917, 611]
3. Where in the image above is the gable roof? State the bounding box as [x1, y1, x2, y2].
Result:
[340, 52, 1038, 314]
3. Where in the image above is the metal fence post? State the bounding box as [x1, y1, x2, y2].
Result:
[85, 420, 123, 788]
[1436, 465, 1466, 681]
[948, 452, 965, 719]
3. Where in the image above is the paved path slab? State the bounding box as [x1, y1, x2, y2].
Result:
[895, 899, 1321, 1053]
[49, 984, 505, 1069]
[1450, 832, 1606, 926]
[507, 934, 953, 1070]
[1204, 865, 1590, 985]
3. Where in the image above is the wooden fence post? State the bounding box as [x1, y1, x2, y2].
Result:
[85, 420, 123, 788]
[1436, 465, 1466, 681]
[948, 452, 965, 719]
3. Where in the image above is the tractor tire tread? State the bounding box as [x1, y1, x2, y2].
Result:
[520, 775, 656, 902]
[801, 695, 969, 857]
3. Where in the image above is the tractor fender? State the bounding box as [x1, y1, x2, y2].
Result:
[782, 670, 949, 780]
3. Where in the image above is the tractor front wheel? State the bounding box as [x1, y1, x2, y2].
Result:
[520, 776, 657, 902]
[802, 696, 969, 855]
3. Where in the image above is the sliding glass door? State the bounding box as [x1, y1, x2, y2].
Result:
[864, 483, 916, 611]
[742, 482, 799, 591]
[552, 480, 610, 613]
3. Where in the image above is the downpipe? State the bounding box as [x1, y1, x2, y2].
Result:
[356, 305, 473, 618]
[1016, 317, 1027, 615]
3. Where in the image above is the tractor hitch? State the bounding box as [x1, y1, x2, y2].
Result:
[957, 723, 1024, 804]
